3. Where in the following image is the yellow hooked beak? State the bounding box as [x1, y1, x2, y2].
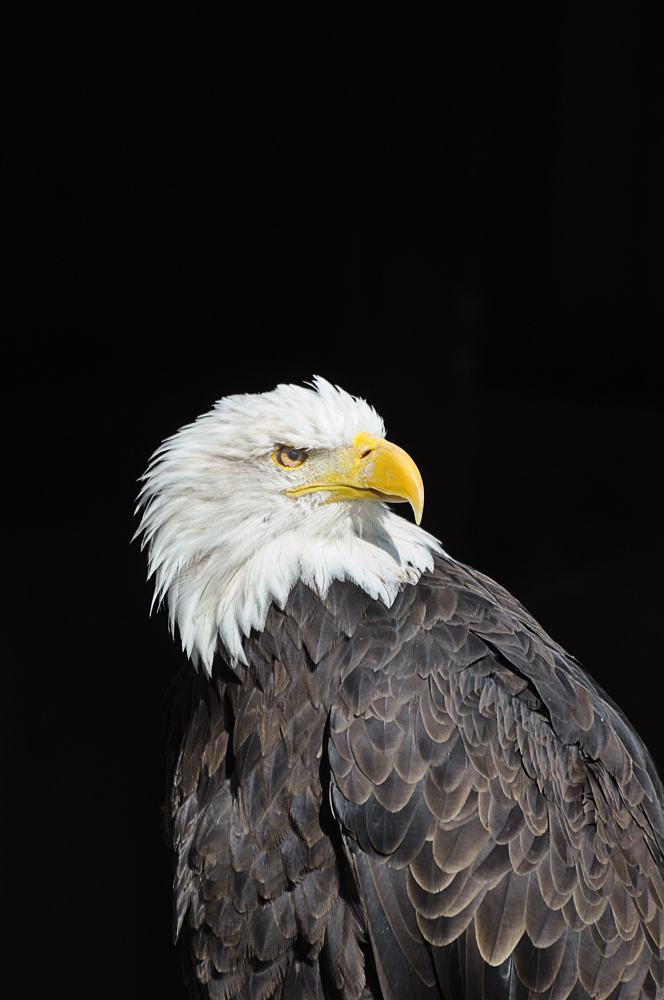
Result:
[285, 432, 424, 524]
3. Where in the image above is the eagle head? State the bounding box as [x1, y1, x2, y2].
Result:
[136, 377, 441, 671]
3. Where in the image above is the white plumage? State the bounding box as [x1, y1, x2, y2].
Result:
[136, 377, 441, 670]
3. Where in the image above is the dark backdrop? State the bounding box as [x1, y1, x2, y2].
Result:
[6, 17, 661, 997]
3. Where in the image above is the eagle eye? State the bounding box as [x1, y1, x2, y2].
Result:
[273, 445, 308, 469]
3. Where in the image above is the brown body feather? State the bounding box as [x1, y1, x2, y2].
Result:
[166, 554, 664, 999]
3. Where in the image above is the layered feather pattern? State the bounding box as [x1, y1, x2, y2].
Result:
[168, 556, 664, 999]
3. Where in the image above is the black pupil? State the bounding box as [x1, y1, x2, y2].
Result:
[288, 449, 299, 461]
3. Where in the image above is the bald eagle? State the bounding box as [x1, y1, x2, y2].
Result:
[136, 378, 664, 1000]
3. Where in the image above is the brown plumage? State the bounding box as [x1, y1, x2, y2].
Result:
[137, 380, 663, 998]
[166, 556, 664, 999]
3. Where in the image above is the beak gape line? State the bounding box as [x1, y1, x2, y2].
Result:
[285, 432, 424, 525]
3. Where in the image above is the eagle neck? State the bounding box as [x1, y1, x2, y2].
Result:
[171, 507, 442, 674]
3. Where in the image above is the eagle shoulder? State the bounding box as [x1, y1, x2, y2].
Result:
[328, 553, 664, 1000]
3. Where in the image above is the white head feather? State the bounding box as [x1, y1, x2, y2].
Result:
[135, 377, 442, 673]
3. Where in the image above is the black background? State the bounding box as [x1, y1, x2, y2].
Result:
[6, 16, 662, 997]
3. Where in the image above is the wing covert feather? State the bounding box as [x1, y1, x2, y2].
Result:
[328, 555, 664, 999]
